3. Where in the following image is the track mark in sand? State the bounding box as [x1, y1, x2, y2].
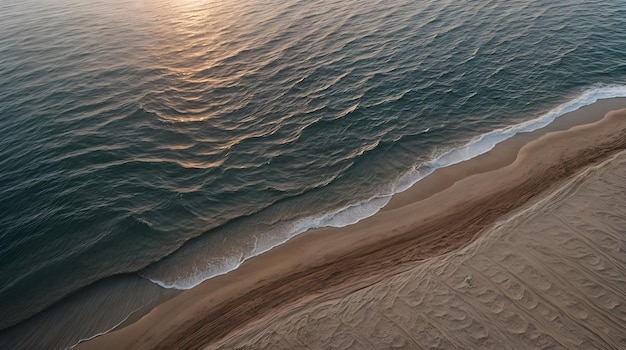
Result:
[209, 150, 626, 350]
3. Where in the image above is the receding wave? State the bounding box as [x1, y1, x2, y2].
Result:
[141, 84, 626, 291]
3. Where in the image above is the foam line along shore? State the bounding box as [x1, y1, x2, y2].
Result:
[139, 87, 626, 292]
[77, 100, 626, 349]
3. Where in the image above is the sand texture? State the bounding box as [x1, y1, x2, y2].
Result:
[78, 105, 626, 350]
[211, 149, 626, 350]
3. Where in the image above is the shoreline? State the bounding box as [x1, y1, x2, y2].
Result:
[78, 99, 626, 350]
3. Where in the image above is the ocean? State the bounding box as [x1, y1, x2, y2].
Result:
[1, 0, 625, 348]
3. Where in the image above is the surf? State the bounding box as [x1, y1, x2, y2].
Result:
[140, 84, 626, 291]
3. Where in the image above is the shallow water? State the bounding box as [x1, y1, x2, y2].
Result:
[1, 0, 626, 347]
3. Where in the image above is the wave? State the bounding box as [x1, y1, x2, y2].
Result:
[140, 196, 392, 290]
[140, 84, 626, 291]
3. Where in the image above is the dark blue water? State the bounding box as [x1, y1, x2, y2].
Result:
[1, 0, 626, 348]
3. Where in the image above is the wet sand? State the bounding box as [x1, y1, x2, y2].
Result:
[78, 99, 626, 349]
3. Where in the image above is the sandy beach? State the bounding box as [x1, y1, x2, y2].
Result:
[78, 99, 626, 349]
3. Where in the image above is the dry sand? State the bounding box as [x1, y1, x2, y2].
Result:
[78, 101, 626, 350]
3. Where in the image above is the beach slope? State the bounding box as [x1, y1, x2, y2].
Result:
[79, 103, 626, 349]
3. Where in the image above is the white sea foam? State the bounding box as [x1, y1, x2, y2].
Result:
[395, 84, 626, 192]
[141, 198, 394, 290]
[141, 252, 244, 290]
[318, 196, 392, 228]
[143, 84, 626, 291]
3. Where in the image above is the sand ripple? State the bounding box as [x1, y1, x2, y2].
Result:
[211, 151, 626, 349]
